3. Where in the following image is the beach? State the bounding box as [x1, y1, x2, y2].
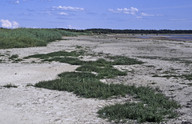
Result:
[0, 34, 192, 124]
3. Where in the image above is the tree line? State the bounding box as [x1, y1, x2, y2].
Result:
[58, 28, 192, 34]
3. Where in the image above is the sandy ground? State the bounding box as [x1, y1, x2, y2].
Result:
[0, 34, 192, 124]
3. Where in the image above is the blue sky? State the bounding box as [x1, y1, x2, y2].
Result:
[0, 0, 192, 29]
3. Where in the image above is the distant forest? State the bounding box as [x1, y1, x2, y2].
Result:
[60, 28, 192, 34]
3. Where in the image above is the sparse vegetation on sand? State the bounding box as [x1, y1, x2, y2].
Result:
[0, 28, 85, 49]
[137, 56, 191, 65]
[107, 55, 144, 65]
[2, 84, 18, 88]
[25, 50, 180, 123]
[25, 50, 141, 79]
[153, 74, 192, 81]
[9, 54, 19, 60]
[36, 72, 129, 99]
[182, 74, 192, 80]
[8, 54, 22, 63]
[98, 86, 179, 123]
[24, 50, 85, 59]
[35, 70, 179, 123]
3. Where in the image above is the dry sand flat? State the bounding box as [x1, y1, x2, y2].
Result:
[0, 34, 192, 124]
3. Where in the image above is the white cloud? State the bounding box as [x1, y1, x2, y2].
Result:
[0, 20, 12, 28]
[59, 12, 68, 16]
[137, 12, 160, 19]
[108, 9, 115, 13]
[169, 19, 186, 21]
[54, 6, 84, 11]
[15, 0, 20, 4]
[0, 19, 19, 29]
[109, 7, 139, 15]
[67, 25, 74, 29]
[66, 25, 79, 29]
[12, 21, 19, 28]
[109, 7, 159, 19]
[141, 12, 154, 17]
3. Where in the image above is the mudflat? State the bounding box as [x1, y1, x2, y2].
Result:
[0, 34, 192, 124]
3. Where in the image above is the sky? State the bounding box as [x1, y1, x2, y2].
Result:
[0, 0, 192, 29]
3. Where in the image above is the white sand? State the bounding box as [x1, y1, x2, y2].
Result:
[0, 34, 192, 124]
[0, 63, 78, 85]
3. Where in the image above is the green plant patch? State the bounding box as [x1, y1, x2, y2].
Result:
[108, 56, 144, 65]
[98, 103, 164, 123]
[25, 50, 143, 67]
[98, 102, 178, 123]
[35, 72, 131, 99]
[98, 86, 179, 123]
[25, 50, 85, 59]
[0, 28, 87, 49]
[75, 45, 83, 49]
[9, 54, 19, 60]
[7, 54, 23, 63]
[153, 74, 180, 79]
[31, 50, 179, 123]
[76, 65, 127, 79]
[3, 84, 18, 88]
[24, 50, 87, 64]
[35, 72, 179, 122]
[76, 58, 127, 78]
[0, 28, 60, 48]
[13, 58, 23, 63]
[182, 74, 192, 80]
[46, 57, 84, 65]
[135, 86, 179, 109]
